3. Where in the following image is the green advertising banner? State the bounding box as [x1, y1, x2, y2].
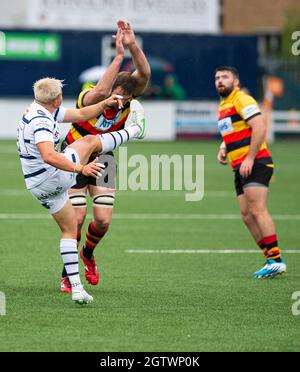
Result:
[0, 32, 60, 61]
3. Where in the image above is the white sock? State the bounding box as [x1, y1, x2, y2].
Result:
[98, 126, 140, 154]
[60, 239, 83, 292]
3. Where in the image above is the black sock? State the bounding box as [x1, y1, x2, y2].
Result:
[61, 266, 67, 278]
[82, 244, 94, 260]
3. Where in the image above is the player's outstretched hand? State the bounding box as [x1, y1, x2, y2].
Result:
[82, 159, 105, 179]
[217, 148, 228, 165]
[117, 19, 136, 46]
[104, 94, 124, 109]
[112, 27, 125, 57]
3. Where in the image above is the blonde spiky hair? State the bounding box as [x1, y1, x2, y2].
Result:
[33, 77, 64, 104]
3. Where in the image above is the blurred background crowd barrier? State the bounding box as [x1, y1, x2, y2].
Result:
[0, 0, 300, 141]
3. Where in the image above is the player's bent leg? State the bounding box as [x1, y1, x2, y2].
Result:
[52, 199, 78, 238]
[243, 186, 286, 278]
[237, 194, 268, 259]
[243, 186, 275, 237]
[91, 187, 115, 249]
[59, 187, 88, 292]
[235, 169, 267, 259]
[52, 200, 93, 303]
[28, 157, 94, 302]
[67, 119, 144, 168]
[80, 186, 115, 286]
[237, 194, 263, 243]
[67, 135, 100, 166]
[68, 187, 88, 244]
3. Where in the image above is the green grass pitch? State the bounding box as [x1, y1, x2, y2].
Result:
[0, 139, 299, 351]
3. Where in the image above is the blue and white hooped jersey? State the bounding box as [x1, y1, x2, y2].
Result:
[17, 101, 66, 189]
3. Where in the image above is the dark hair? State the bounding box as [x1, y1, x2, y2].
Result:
[112, 71, 137, 96]
[215, 66, 240, 79]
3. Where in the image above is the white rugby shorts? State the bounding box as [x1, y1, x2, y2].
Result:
[29, 148, 80, 214]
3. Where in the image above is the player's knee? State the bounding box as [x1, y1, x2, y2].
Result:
[92, 193, 115, 230]
[84, 135, 99, 150]
[241, 211, 252, 225]
[94, 218, 111, 232]
[248, 205, 265, 219]
[93, 212, 112, 231]
[60, 221, 78, 237]
[94, 214, 113, 230]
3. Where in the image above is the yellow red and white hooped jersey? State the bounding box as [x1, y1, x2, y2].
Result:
[64, 87, 131, 145]
[218, 88, 273, 170]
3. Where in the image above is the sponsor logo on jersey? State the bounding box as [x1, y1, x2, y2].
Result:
[218, 117, 234, 135]
[94, 111, 122, 131]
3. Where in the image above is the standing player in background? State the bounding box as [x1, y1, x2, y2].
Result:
[17, 78, 145, 303]
[215, 66, 286, 278]
[60, 20, 151, 292]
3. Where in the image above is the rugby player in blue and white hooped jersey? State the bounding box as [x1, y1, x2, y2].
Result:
[17, 77, 145, 304]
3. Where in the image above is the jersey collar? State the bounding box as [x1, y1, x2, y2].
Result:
[32, 100, 57, 118]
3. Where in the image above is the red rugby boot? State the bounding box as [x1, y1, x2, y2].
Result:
[80, 249, 100, 285]
[60, 276, 72, 293]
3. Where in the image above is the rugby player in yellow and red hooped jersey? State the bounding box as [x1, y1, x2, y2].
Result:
[215, 66, 286, 278]
[60, 20, 151, 292]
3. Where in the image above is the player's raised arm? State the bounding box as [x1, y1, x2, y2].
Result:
[62, 94, 124, 123]
[118, 19, 151, 96]
[81, 28, 125, 107]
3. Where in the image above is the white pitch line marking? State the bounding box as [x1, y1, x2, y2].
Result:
[1, 189, 234, 197]
[126, 249, 300, 254]
[112, 214, 300, 221]
[0, 213, 51, 219]
[0, 213, 300, 221]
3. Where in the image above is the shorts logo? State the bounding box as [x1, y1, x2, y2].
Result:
[37, 186, 63, 201]
[41, 202, 51, 209]
[218, 117, 233, 135]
